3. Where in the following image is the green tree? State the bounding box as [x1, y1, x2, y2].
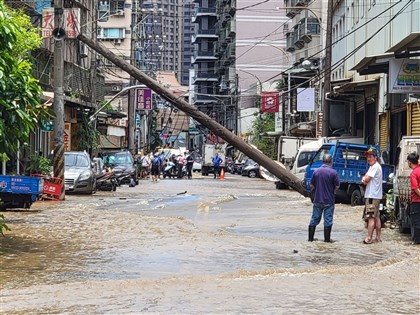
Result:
[76, 113, 101, 151]
[249, 112, 276, 159]
[0, 1, 51, 157]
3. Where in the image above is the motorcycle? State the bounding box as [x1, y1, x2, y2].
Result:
[96, 170, 118, 191]
[163, 161, 176, 179]
[113, 170, 133, 186]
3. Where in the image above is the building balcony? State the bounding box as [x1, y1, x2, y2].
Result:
[192, 94, 218, 104]
[192, 72, 219, 84]
[191, 29, 218, 43]
[191, 50, 218, 64]
[297, 17, 320, 43]
[285, 0, 310, 18]
[192, 7, 217, 23]
[286, 17, 320, 51]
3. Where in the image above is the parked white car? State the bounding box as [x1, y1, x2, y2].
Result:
[64, 151, 96, 194]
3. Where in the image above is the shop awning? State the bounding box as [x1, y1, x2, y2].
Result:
[386, 32, 420, 54]
[41, 91, 95, 108]
[333, 79, 379, 93]
[351, 53, 394, 75]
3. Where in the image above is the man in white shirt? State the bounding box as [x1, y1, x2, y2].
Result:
[361, 147, 383, 244]
[141, 153, 152, 179]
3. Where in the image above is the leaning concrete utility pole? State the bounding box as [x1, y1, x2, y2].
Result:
[78, 34, 309, 197]
[52, 0, 66, 200]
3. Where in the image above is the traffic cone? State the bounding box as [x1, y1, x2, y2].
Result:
[220, 167, 225, 180]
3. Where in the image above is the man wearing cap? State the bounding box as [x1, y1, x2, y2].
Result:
[407, 152, 420, 244]
[361, 148, 383, 244]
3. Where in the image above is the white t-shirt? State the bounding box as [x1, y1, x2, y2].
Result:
[364, 162, 383, 199]
[142, 155, 151, 167]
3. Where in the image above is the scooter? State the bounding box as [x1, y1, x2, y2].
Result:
[163, 161, 176, 178]
[113, 170, 133, 186]
[96, 171, 117, 191]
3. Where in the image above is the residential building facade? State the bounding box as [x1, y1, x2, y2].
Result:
[5, 0, 105, 157]
[282, 0, 324, 137]
[331, 0, 420, 164]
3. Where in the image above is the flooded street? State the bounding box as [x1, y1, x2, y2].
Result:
[1, 174, 419, 314]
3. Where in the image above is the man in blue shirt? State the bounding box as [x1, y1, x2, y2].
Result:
[308, 153, 340, 242]
[212, 153, 222, 179]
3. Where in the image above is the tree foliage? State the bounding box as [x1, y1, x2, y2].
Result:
[0, 1, 51, 157]
[76, 113, 101, 151]
[249, 112, 276, 159]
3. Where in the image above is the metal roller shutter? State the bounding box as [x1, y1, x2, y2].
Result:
[410, 102, 420, 136]
[355, 97, 364, 113]
[379, 112, 389, 152]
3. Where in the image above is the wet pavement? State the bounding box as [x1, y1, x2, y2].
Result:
[0, 174, 419, 314]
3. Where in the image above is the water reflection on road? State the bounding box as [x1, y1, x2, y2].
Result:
[1, 176, 419, 314]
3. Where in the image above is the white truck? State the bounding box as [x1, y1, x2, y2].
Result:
[201, 143, 227, 176]
[393, 136, 420, 233]
[277, 136, 317, 169]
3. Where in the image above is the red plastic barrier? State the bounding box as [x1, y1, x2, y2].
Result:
[32, 174, 63, 200]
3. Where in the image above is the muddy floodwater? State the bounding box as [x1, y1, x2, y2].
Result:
[1, 175, 419, 314]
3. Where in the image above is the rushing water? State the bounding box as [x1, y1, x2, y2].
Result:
[1, 175, 419, 314]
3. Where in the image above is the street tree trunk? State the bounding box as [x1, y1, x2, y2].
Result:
[78, 34, 309, 197]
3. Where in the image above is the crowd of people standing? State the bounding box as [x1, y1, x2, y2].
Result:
[136, 150, 196, 181]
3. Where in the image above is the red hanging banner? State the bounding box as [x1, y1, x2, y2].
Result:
[261, 92, 279, 113]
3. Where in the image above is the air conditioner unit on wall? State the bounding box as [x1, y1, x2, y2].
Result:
[114, 38, 122, 45]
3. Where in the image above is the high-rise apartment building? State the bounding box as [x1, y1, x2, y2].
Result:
[137, 0, 193, 84]
[181, 1, 195, 85]
[191, 0, 219, 115]
[191, 0, 238, 132]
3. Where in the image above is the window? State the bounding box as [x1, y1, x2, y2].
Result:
[297, 151, 317, 168]
[98, 28, 125, 39]
[98, 0, 110, 22]
[312, 146, 332, 164]
[110, 0, 125, 14]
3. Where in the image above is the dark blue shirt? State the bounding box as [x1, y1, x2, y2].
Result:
[212, 156, 222, 167]
[310, 164, 340, 204]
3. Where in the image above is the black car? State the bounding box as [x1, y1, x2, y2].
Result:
[101, 151, 138, 185]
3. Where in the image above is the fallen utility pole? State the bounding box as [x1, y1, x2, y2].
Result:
[78, 34, 309, 197]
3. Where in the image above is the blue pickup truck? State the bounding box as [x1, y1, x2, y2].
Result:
[304, 142, 394, 206]
[0, 175, 44, 210]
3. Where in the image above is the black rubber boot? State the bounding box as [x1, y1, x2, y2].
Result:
[324, 227, 332, 243]
[413, 228, 420, 244]
[308, 226, 316, 242]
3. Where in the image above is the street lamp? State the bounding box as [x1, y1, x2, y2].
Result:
[237, 69, 263, 94]
[89, 84, 146, 124]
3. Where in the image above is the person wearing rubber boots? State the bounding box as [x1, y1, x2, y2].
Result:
[308, 154, 340, 242]
[407, 152, 420, 244]
[361, 147, 383, 244]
